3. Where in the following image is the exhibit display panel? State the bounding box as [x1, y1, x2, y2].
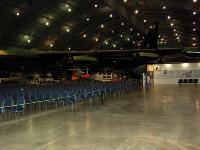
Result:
[153, 63, 200, 85]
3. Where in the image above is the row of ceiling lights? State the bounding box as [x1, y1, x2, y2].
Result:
[13, 0, 199, 49]
[13, 1, 143, 50]
[123, 0, 199, 47]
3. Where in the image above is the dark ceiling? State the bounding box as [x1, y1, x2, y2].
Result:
[0, 0, 199, 51]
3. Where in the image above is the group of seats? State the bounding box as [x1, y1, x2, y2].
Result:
[0, 80, 138, 121]
[178, 79, 198, 86]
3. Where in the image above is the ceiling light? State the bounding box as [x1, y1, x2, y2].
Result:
[109, 14, 113, 18]
[121, 22, 124, 26]
[193, 43, 196, 46]
[143, 19, 147, 23]
[193, 11, 197, 15]
[16, 12, 20, 16]
[86, 18, 90, 21]
[170, 23, 174, 27]
[50, 44, 53, 47]
[130, 28, 133, 31]
[193, 28, 196, 31]
[162, 6, 166, 10]
[45, 22, 49, 26]
[27, 39, 31, 43]
[101, 24, 104, 28]
[134, 9, 139, 14]
[94, 4, 98, 8]
[193, 0, 197, 3]
[68, 47, 71, 50]
[68, 8, 71, 12]
[83, 34, 87, 38]
[193, 21, 196, 25]
[124, 0, 127, 3]
[95, 37, 99, 42]
[193, 37, 196, 40]
[167, 15, 171, 19]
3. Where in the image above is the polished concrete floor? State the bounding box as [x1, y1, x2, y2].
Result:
[1, 85, 200, 150]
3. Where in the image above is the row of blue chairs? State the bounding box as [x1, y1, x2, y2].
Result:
[0, 80, 138, 121]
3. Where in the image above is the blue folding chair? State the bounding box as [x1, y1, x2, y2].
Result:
[11, 97, 25, 115]
[0, 97, 5, 121]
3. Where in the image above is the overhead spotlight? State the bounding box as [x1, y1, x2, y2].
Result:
[130, 28, 133, 31]
[137, 33, 140, 36]
[109, 14, 113, 18]
[170, 23, 174, 27]
[112, 30, 114, 33]
[127, 38, 130, 41]
[173, 29, 176, 32]
[16, 12, 20, 16]
[83, 34, 87, 38]
[193, 28, 196, 31]
[123, 0, 127, 2]
[120, 34, 123, 38]
[94, 4, 98, 8]
[113, 44, 116, 48]
[193, 0, 197, 3]
[167, 15, 171, 20]
[193, 21, 196, 25]
[193, 11, 197, 15]
[149, 26, 153, 29]
[50, 44, 53, 47]
[162, 6, 166, 10]
[68, 47, 71, 50]
[46, 22, 49, 26]
[134, 9, 139, 14]
[101, 24, 104, 28]
[121, 22, 124, 26]
[193, 37, 196, 40]
[143, 19, 147, 23]
[193, 43, 196, 46]
[177, 37, 180, 40]
[86, 18, 90, 21]
[68, 8, 71, 12]
[66, 28, 70, 32]
[27, 39, 31, 43]
[95, 38, 99, 42]
[175, 33, 178, 36]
